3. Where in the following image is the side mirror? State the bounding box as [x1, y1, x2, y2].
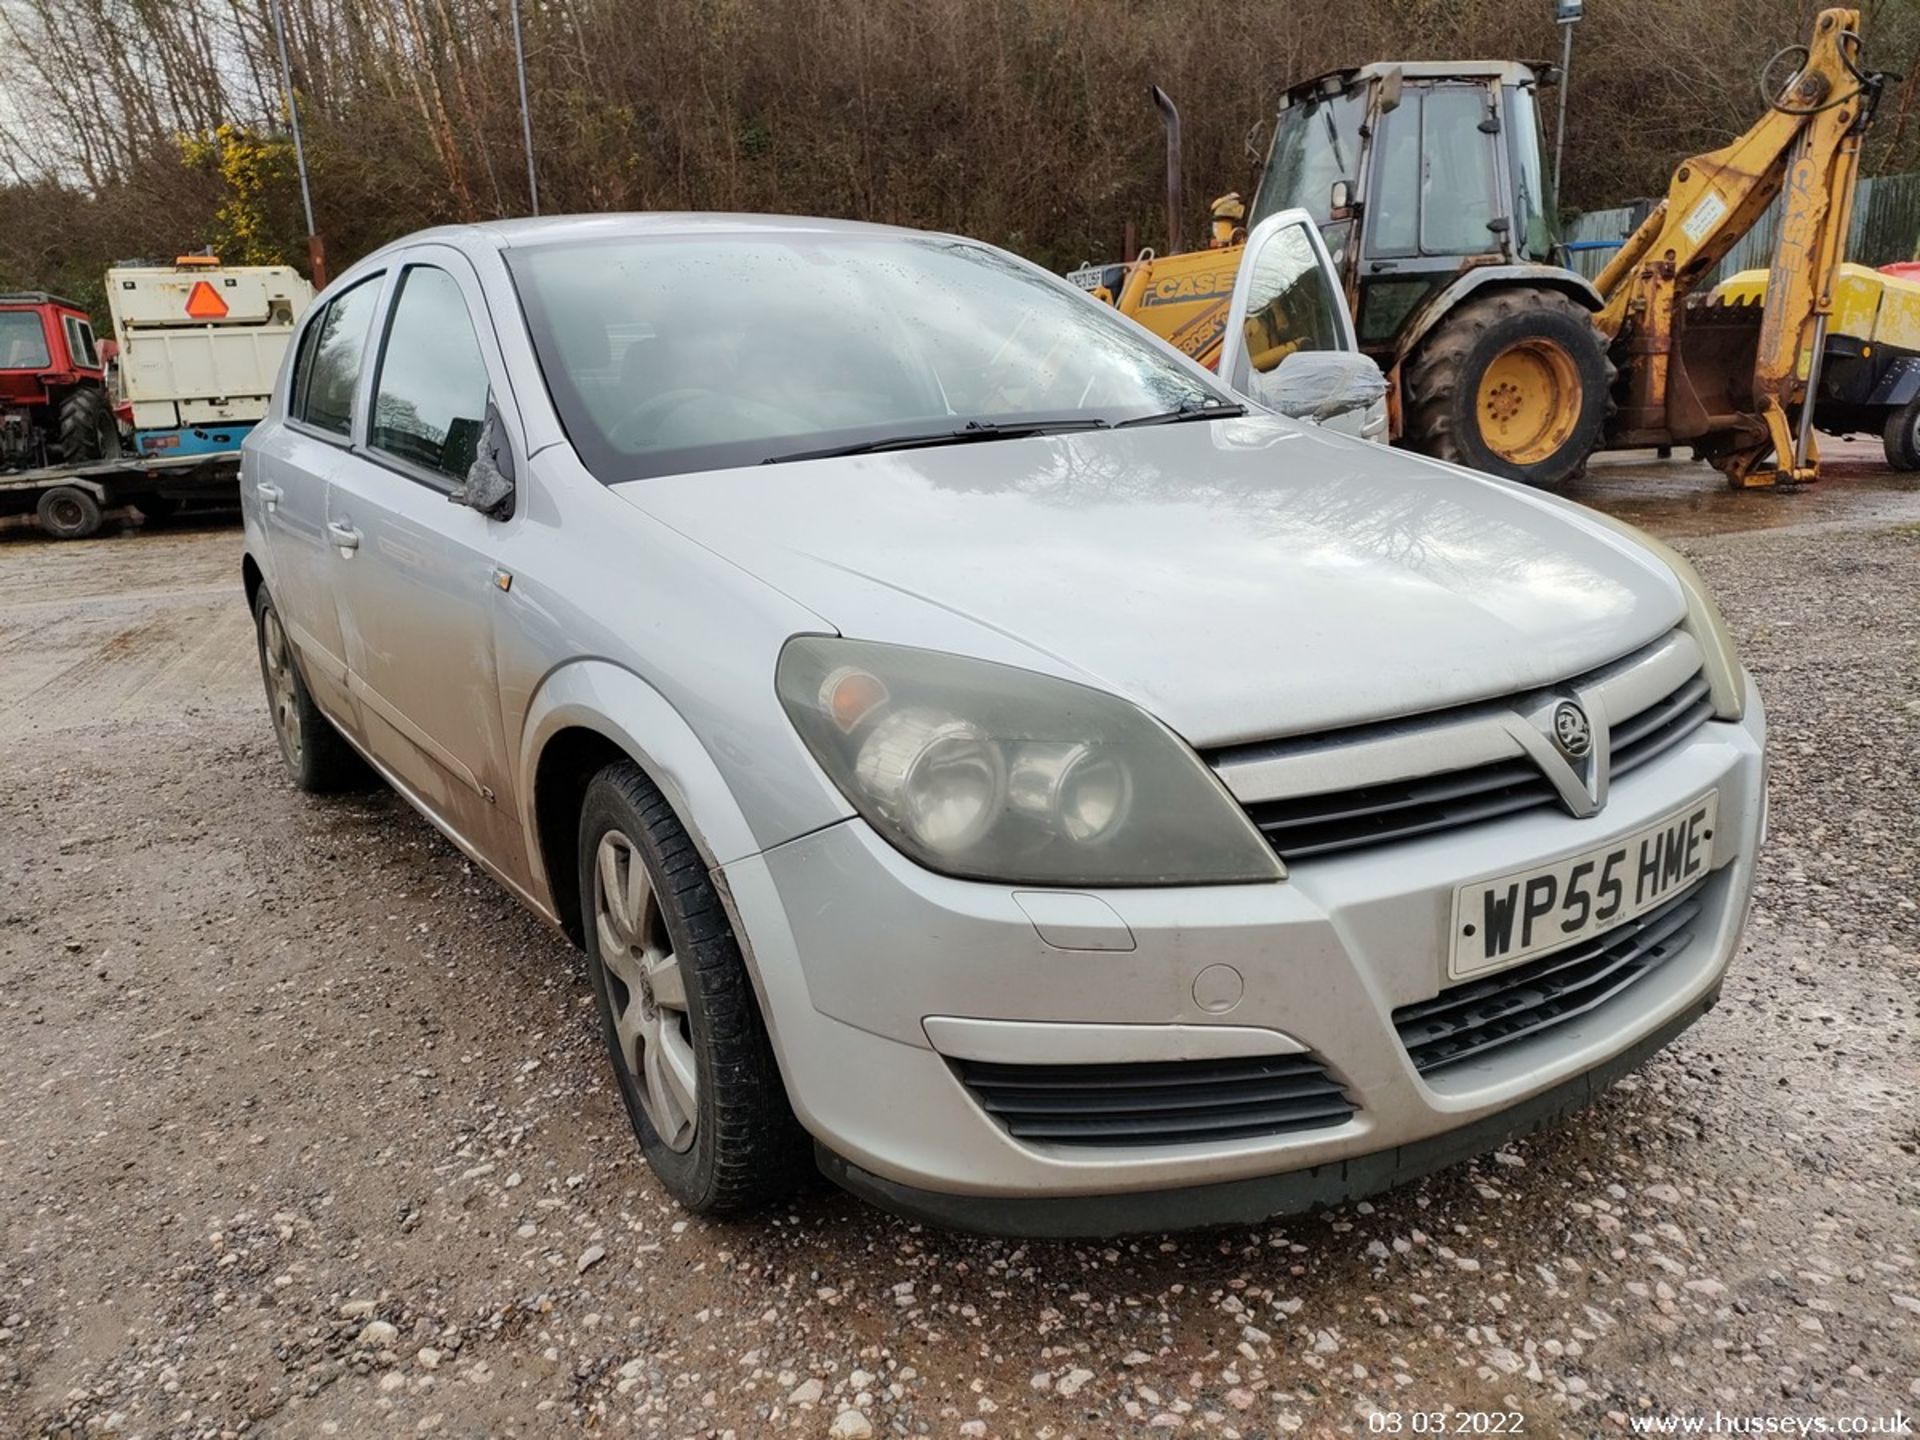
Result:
[450, 400, 516, 520]
[1377, 66, 1403, 115]
[1329, 179, 1353, 216]
[1266, 349, 1389, 423]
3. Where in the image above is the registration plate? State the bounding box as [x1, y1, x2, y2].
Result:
[1448, 792, 1719, 981]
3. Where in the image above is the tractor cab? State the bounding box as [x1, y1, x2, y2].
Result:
[1242, 60, 1610, 488]
[0, 293, 115, 471]
[1249, 61, 1565, 358]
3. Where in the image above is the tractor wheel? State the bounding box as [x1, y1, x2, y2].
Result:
[1402, 286, 1613, 489]
[1883, 396, 1920, 472]
[56, 386, 120, 464]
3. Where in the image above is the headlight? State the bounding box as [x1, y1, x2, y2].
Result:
[1583, 513, 1745, 721]
[776, 636, 1283, 886]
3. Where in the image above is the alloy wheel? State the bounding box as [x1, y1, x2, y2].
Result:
[260, 607, 303, 768]
[592, 830, 697, 1152]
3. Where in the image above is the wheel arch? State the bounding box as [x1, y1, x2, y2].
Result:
[518, 660, 783, 949]
[242, 552, 265, 613]
[1395, 265, 1605, 364]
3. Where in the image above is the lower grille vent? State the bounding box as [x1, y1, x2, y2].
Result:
[1393, 882, 1707, 1075]
[954, 1052, 1354, 1147]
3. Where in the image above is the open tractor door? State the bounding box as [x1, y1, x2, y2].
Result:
[1096, 9, 1887, 488]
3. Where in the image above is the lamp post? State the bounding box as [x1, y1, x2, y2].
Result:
[266, 0, 326, 286]
[510, 0, 539, 215]
[1552, 0, 1583, 203]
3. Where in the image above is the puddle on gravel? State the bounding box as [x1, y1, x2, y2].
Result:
[1569, 440, 1920, 539]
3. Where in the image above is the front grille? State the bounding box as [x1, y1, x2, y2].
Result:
[953, 1053, 1354, 1147]
[1611, 671, 1714, 778]
[1392, 882, 1708, 1075]
[1239, 760, 1561, 859]
[1212, 644, 1717, 862]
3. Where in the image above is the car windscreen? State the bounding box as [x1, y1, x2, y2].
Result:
[504, 232, 1232, 482]
[0, 311, 52, 370]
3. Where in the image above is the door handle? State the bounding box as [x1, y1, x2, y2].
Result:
[256, 483, 283, 509]
[326, 520, 361, 552]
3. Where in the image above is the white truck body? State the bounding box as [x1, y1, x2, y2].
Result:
[106, 263, 313, 434]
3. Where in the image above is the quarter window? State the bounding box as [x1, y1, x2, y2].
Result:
[370, 266, 490, 481]
[287, 305, 324, 418]
[299, 276, 381, 438]
[64, 316, 99, 368]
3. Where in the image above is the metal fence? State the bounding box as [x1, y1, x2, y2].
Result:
[1561, 170, 1920, 283]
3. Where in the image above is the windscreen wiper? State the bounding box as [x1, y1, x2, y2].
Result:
[761, 417, 1110, 465]
[1113, 399, 1247, 429]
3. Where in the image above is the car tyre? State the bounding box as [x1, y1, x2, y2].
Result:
[1884, 395, 1920, 472]
[252, 586, 372, 793]
[577, 760, 809, 1215]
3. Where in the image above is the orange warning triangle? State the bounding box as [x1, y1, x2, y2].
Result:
[184, 280, 228, 320]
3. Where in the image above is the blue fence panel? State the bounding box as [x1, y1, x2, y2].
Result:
[1558, 171, 1920, 284]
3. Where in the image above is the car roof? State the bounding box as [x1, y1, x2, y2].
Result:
[369, 212, 938, 262]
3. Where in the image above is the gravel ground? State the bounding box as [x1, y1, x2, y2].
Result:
[2, 457, 1918, 1439]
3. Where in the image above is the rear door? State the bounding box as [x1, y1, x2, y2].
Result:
[1217, 209, 1388, 441]
[251, 272, 385, 724]
[324, 247, 526, 870]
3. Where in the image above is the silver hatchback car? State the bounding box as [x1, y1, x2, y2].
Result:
[241, 214, 1766, 1236]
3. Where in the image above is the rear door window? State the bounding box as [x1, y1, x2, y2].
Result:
[298, 277, 382, 438]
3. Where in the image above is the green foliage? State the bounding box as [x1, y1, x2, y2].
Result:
[177, 125, 299, 266]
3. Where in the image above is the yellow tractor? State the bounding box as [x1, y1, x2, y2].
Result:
[1089, 10, 1887, 488]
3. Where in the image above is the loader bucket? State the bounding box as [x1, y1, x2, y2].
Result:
[1666, 294, 1770, 462]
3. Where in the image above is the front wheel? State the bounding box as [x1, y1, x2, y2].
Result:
[1401, 286, 1613, 488]
[577, 761, 808, 1214]
[1884, 396, 1920, 472]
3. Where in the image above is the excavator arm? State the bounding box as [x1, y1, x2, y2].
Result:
[1592, 8, 1884, 485]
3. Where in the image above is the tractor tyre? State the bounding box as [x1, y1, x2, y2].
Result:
[1883, 396, 1920, 472]
[1402, 286, 1613, 489]
[36, 485, 103, 540]
[56, 386, 120, 464]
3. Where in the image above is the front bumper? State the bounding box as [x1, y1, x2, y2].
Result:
[815, 990, 1718, 1237]
[719, 678, 1765, 1232]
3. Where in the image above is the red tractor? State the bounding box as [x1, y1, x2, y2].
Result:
[0, 293, 120, 473]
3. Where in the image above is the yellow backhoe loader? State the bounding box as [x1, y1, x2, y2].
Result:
[1084, 9, 1889, 488]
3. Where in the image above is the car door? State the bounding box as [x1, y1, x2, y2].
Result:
[251, 272, 386, 725]
[1218, 209, 1389, 442]
[324, 247, 526, 872]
